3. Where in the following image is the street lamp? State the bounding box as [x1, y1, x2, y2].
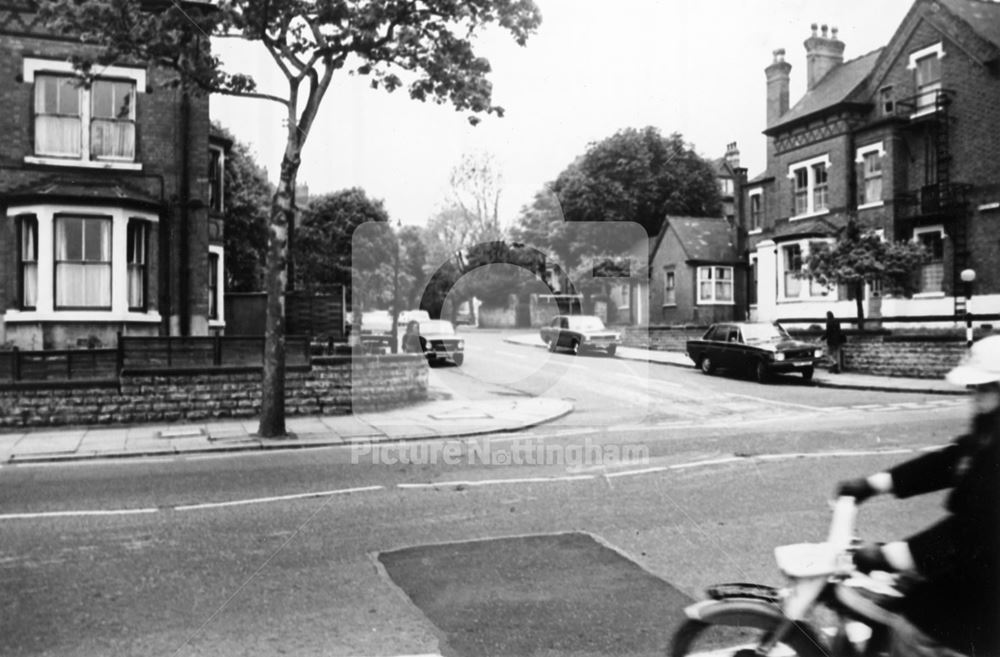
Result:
[961, 268, 976, 349]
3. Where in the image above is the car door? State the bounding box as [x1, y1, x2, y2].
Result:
[555, 316, 569, 349]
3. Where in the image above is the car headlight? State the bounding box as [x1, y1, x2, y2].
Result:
[814, 349, 823, 358]
[581, 335, 590, 342]
[774, 352, 786, 362]
[457, 340, 465, 349]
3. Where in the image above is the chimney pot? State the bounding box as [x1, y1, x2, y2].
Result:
[821, 24, 829, 37]
[811, 23, 818, 36]
[832, 26, 839, 39]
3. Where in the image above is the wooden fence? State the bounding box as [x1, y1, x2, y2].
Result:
[0, 335, 311, 383]
[225, 288, 346, 340]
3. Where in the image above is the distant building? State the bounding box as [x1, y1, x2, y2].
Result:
[743, 0, 1000, 323]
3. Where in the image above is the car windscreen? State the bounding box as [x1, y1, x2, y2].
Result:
[420, 321, 455, 336]
[567, 316, 606, 331]
[740, 323, 791, 343]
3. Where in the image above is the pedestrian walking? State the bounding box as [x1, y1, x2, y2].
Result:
[822, 310, 845, 373]
[401, 320, 425, 354]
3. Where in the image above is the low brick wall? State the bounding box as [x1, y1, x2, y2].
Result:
[626, 324, 987, 379]
[0, 354, 428, 429]
[622, 326, 708, 352]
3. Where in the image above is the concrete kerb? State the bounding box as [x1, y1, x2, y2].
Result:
[2, 399, 575, 465]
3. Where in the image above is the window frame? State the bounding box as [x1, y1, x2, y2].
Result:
[208, 245, 225, 325]
[787, 154, 832, 220]
[912, 225, 946, 297]
[663, 268, 676, 307]
[907, 42, 945, 117]
[23, 58, 145, 171]
[856, 142, 885, 209]
[208, 145, 225, 214]
[127, 219, 149, 311]
[696, 266, 734, 305]
[53, 214, 113, 311]
[17, 214, 39, 310]
[748, 190, 763, 232]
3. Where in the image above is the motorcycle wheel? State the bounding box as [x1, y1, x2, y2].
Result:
[670, 615, 825, 657]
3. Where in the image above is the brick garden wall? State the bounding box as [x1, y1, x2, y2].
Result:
[622, 326, 708, 352]
[0, 354, 428, 429]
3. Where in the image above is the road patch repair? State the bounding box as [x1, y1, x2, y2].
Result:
[378, 532, 692, 656]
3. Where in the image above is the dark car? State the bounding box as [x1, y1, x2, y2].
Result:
[540, 315, 621, 356]
[686, 322, 823, 383]
[417, 320, 464, 366]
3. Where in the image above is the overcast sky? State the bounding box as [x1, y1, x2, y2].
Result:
[210, 0, 916, 227]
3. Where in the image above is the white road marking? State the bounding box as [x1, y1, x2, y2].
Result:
[396, 475, 595, 489]
[0, 508, 159, 520]
[174, 485, 385, 511]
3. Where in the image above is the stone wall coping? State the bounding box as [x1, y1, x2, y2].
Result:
[0, 378, 119, 392]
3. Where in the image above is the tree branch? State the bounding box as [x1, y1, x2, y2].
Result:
[214, 87, 290, 107]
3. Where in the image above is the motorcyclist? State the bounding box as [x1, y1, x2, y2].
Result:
[836, 335, 1000, 657]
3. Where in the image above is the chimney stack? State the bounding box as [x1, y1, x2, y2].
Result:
[765, 48, 792, 128]
[804, 23, 845, 90]
[725, 142, 740, 169]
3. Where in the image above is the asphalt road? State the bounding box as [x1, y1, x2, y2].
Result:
[0, 329, 968, 656]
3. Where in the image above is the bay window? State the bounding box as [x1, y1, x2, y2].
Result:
[697, 266, 733, 304]
[55, 216, 112, 309]
[779, 240, 834, 300]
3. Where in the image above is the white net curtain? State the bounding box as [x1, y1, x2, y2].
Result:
[55, 217, 111, 308]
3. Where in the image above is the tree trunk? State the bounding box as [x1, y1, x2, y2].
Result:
[853, 281, 865, 331]
[258, 155, 299, 438]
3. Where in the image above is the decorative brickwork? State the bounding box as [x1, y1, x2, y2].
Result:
[0, 355, 429, 428]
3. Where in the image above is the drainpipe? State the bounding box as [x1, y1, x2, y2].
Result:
[178, 85, 191, 336]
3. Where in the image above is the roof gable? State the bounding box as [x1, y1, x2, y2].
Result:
[866, 0, 1000, 95]
[663, 216, 738, 263]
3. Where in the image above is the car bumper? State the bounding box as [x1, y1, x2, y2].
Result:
[768, 359, 817, 373]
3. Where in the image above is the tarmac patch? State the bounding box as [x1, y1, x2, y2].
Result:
[378, 532, 691, 657]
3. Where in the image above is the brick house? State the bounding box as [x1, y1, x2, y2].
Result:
[0, 1, 226, 349]
[744, 0, 1000, 324]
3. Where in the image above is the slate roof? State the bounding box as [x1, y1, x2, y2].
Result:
[667, 216, 738, 263]
[3, 178, 162, 209]
[766, 48, 882, 133]
[939, 0, 1000, 51]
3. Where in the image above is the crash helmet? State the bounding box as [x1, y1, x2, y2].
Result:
[946, 335, 1000, 387]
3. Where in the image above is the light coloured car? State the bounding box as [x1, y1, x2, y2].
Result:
[416, 319, 465, 366]
[540, 315, 621, 356]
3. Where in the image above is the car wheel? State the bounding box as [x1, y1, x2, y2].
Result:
[452, 353, 464, 366]
[569, 339, 580, 356]
[606, 345, 617, 357]
[699, 355, 714, 375]
[755, 360, 770, 384]
[801, 366, 814, 381]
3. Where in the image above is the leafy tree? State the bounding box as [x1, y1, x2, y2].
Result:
[805, 220, 931, 329]
[553, 127, 721, 239]
[293, 188, 390, 293]
[216, 124, 272, 293]
[39, 0, 542, 436]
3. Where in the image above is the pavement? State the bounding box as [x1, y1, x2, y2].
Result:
[502, 333, 967, 396]
[0, 332, 964, 465]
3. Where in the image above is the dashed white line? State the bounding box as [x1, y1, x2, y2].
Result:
[396, 475, 595, 489]
[0, 508, 159, 521]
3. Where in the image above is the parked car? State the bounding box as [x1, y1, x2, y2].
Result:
[686, 321, 823, 383]
[417, 320, 464, 366]
[540, 315, 621, 356]
[398, 309, 431, 326]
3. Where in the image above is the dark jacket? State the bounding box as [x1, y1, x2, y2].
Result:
[822, 317, 844, 346]
[889, 423, 1000, 654]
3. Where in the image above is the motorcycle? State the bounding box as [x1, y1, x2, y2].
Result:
[670, 497, 911, 657]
